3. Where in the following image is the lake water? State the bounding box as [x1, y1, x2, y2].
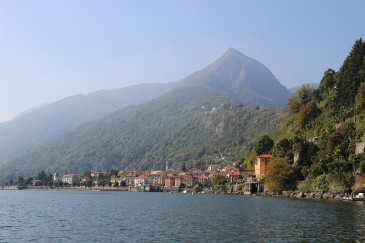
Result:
[0, 190, 364, 242]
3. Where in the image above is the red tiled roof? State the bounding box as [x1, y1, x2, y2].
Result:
[258, 154, 272, 158]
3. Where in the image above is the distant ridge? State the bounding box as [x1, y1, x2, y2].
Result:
[0, 82, 174, 164]
[176, 48, 292, 108]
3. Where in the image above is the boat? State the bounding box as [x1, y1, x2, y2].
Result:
[343, 187, 365, 201]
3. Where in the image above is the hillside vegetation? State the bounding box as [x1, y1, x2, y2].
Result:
[262, 38, 365, 192]
[0, 87, 286, 183]
[0, 83, 174, 164]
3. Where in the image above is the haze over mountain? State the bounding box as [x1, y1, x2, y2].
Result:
[0, 87, 286, 182]
[0, 83, 174, 164]
[0, 48, 293, 181]
[176, 48, 292, 108]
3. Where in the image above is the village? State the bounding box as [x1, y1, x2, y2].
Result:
[4, 154, 272, 194]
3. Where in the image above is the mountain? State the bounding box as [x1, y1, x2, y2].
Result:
[0, 87, 286, 182]
[176, 48, 292, 108]
[289, 83, 319, 94]
[0, 82, 174, 164]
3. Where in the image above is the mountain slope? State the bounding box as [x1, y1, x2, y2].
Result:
[0, 82, 174, 164]
[289, 83, 319, 94]
[0, 87, 286, 182]
[176, 48, 291, 108]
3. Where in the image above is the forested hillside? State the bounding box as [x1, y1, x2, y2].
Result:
[258, 38, 365, 192]
[0, 82, 174, 164]
[0, 87, 286, 183]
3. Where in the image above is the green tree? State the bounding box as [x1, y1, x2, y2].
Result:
[211, 173, 229, 193]
[359, 161, 365, 175]
[287, 98, 301, 114]
[86, 180, 93, 187]
[84, 171, 92, 179]
[254, 135, 274, 155]
[181, 163, 187, 172]
[24, 177, 33, 186]
[264, 157, 296, 192]
[314, 175, 329, 191]
[335, 38, 365, 108]
[318, 68, 336, 98]
[109, 169, 118, 177]
[297, 101, 321, 130]
[212, 173, 229, 186]
[36, 170, 47, 182]
[273, 138, 293, 158]
[297, 84, 315, 106]
[16, 176, 24, 186]
[193, 184, 201, 193]
[324, 129, 346, 156]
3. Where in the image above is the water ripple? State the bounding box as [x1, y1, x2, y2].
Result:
[0, 191, 364, 242]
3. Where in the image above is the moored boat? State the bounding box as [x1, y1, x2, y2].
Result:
[343, 187, 365, 201]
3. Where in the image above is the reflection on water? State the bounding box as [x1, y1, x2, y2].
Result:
[0, 190, 364, 242]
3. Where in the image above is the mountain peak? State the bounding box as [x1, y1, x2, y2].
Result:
[220, 47, 251, 61]
[225, 47, 243, 55]
[177, 48, 291, 108]
[225, 47, 240, 54]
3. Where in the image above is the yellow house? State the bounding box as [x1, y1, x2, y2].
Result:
[255, 154, 272, 179]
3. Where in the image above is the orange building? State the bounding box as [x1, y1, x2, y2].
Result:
[255, 154, 272, 179]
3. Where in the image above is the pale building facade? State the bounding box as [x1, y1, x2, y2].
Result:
[255, 154, 272, 180]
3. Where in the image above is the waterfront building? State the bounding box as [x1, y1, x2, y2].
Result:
[122, 175, 136, 186]
[173, 176, 182, 187]
[238, 168, 255, 180]
[227, 172, 238, 183]
[110, 175, 122, 186]
[147, 174, 165, 186]
[165, 177, 175, 187]
[255, 154, 272, 180]
[198, 176, 209, 185]
[91, 172, 107, 179]
[182, 176, 196, 187]
[135, 176, 147, 187]
[62, 174, 79, 184]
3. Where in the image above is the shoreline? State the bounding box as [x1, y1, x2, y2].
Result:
[3, 186, 363, 202]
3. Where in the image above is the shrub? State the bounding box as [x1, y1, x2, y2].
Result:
[236, 184, 244, 192]
[314, 175, 329, 191]
[265, 157, 297, 192]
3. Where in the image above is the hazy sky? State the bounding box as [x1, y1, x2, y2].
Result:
[1, 0, 364, 123]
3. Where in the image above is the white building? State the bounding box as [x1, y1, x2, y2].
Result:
[62, 174, 79, 184]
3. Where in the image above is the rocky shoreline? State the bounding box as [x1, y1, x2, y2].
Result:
[3, 186, 361, 202]
[254, 188, 352, 200]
